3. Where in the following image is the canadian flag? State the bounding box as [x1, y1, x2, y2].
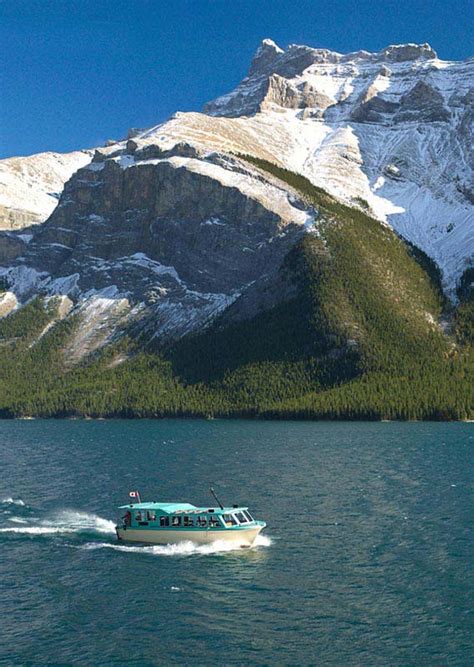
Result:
[129, 491, 139, 499]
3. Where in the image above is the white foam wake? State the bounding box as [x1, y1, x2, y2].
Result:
[79, 533, 272, 557]
[1, 497, 25, 506]
[0, 510, 115, 536]
[0, 525, 72, 535]
[254, 533, 272, 548]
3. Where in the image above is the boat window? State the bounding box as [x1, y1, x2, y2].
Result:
[183, 516, 194, 527]
[147, 511, 156, 521]
[160, 516, 169, 527]
[235, 512, 248, 524]
[171, 516, 181, 527]
[197, 517, 207, 527]
[222, 513, 237, 526]
[135, 511, 142, 521]
[243, 511, 254, 522]
[208, 517, 219, 527]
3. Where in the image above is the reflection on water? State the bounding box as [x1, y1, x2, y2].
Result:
[0, 420, 472, 665]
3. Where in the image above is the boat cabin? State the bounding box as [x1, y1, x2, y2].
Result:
[119, 502, 257, 532]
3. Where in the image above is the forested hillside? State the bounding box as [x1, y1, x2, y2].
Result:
[0, 160, 472, 420]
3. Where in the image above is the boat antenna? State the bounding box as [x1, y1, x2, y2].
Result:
[210, 486, 224, 510]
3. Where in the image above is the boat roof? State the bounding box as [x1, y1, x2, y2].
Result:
[118, 502, 249, 514]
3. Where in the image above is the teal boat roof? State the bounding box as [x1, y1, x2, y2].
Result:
[118, 501, 248, 514]
[119, 502, 196, 512]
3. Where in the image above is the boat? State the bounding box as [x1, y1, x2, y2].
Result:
[115, 489, 266, 548]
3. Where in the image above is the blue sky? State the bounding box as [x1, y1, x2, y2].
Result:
[1, 0, 473, 158]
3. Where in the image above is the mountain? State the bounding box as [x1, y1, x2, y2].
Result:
[205, 40, 473, 296]
[0, 40, 472, 419]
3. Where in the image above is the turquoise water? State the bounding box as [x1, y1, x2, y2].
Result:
[1, 420, 472, 665]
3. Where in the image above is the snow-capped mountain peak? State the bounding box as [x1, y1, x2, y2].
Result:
[201, 40, 472, 294]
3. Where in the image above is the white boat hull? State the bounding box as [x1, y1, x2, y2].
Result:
[116, 525, 263, 547]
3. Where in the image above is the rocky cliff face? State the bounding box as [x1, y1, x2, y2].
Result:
[204, 40, 440, 116]
[0, 39, 472, 362]
[0, 144, 314, 356]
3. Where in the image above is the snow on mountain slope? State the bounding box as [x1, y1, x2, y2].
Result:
[121, 39, 473, 293]
[0, 150, 93, 230]
[202, 41, 473, 294]
[134, 102, 474, 291]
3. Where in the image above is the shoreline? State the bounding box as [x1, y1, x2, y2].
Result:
[5, 415, 473, 423]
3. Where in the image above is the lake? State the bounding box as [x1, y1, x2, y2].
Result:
[1, 420, 472, 665]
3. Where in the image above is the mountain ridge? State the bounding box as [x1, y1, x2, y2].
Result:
[4, 38, 471, 293]
[0, 38, 472, 419]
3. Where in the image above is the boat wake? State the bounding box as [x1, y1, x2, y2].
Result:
[77, 533, 272, 557]
[0, 505, 115, 538]
[1, 496, 26, 506]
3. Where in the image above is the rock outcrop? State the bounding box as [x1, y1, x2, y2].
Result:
[396, 80, 450, 122]
[380, 43, 437, 62]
